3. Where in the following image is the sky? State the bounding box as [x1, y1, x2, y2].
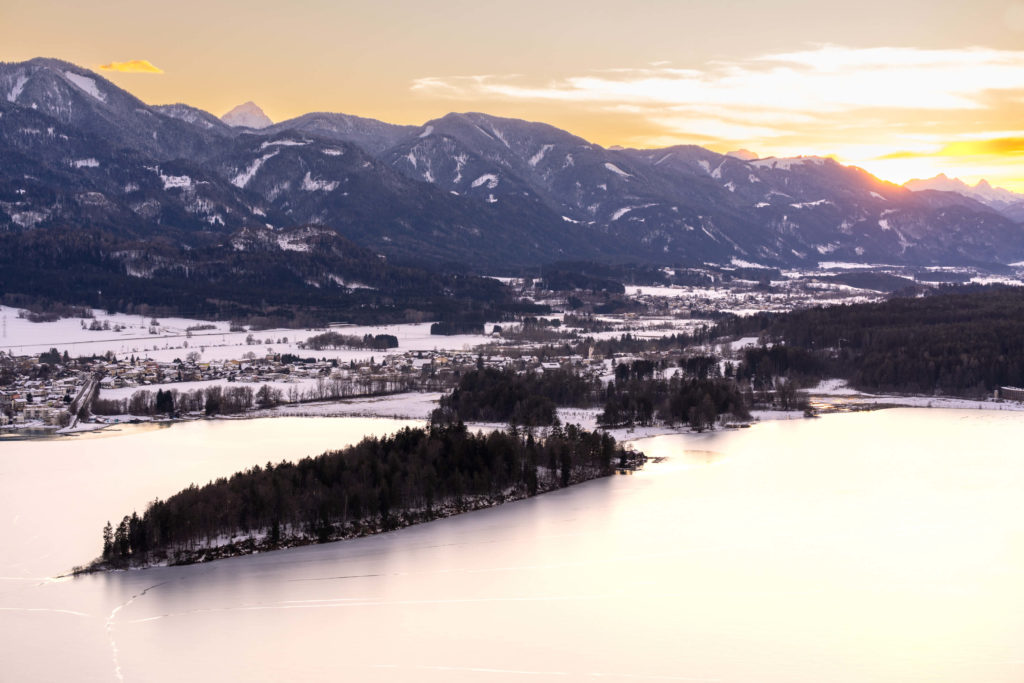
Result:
[4, 0, 1024, 190]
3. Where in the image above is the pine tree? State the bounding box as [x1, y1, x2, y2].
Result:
[102, 521, 113, 559]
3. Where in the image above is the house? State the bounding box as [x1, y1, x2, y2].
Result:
[998, 386, 1024, 402]
[23, 404, 51, 421]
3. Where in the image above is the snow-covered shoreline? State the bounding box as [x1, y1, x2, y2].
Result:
[807, 378, 1024, 413]
[11, 379, 1021, 444]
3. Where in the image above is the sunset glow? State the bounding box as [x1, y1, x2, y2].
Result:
[99, 59, 163, 74]
[3, 0, 1024, 190]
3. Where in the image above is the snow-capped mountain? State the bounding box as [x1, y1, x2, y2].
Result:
[209, 130, 599, 264]
[378, 113, 1024, 266]
[263, 112, 417, 156]
[726, 149, 759, 161]
[155, 103, 233, 133]
[221, 101, 273, 129]
[905, 174, 1024, 222]
[2, 57, 1023, 273]
[0, 58, 226, 160]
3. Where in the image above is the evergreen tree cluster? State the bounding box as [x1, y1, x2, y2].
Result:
[735, 345, 829, 390]
[429, 320, 486, 335]
[37, 347, 68, 366]
[0, 225, 542, 327]
[99, 423, 630, 567]
[585, 332, 704, 357]
[300, 332, 399, 350]
[716, 285, 1024, 396]
[433, 367, 602, 426]
[599, 375, 748, 431]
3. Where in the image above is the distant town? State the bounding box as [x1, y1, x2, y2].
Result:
[5, 265, 1024, 434]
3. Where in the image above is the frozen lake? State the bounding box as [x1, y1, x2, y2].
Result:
[3, 409, 1024, 681]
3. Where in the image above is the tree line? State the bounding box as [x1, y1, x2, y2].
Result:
[432, 367, 602, 426]
[599, 371, 749, 430]
[715, 285, 1024, 396]
[93, 375, 422, 417]
[0, 225, 546, 328]
[299, 332, 399, 351]
[93, 385, 258, 417]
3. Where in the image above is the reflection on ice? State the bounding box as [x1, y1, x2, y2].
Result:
[3, 410, 1024, 682]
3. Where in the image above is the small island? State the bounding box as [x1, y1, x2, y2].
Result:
[86, 423, 644, 570]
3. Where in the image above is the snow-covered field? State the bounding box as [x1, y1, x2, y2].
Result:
[625, 285, 733, 299]
[249, 391, 442, 420]
[0, 305, 496, 363]
[98, 376, 323, 401]
[808, 378, 1024, 412]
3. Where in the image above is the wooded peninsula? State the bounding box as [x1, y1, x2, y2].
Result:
[90, 423, 642, 570]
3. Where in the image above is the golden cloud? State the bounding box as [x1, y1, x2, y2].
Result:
[413, 46, 1024, 189]
[941, 138, 1024, 156]
[878, 137, 1024, 160]
[877, 150, 932, 160]
[99, 60, 163, 74]
[412, 46, 1024, 147]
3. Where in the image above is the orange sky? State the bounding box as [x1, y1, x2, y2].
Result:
[4, 0, 1024, 191]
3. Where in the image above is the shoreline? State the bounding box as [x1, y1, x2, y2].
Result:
[0, 392, 444, 441]
[9, 383, 1023, 443]
[56, 389, 1022, 575]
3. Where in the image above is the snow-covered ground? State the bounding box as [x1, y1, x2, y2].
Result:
[625, 285, 733, 299]
[0, 305, 496, 363]
[580, 318, 712, 341]
[555, 405, 808, 442]
[971, 275, 1024, 286]
[808, 378, 1024, 412]
[249, 392, 442, 420]
[97, 376, 323, 401]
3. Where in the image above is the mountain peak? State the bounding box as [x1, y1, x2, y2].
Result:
[905, 173, 968, 193]
[221, 101, 273, 129]
[904, 173, 1024, 220]
[726, 149, 759, 161]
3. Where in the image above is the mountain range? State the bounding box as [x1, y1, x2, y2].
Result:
[904, 174, 1024, 223]
[1, 56, 1023, 316]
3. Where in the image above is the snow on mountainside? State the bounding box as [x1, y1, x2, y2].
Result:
[1, 58, 1024, 270]
[263, 112, 416, 156]
[378, 114, 1024, 266]
[0, 58, 228, 160]
[905, 174, 1024, 222]
[155, 103, 232, 132]
[221, 101, 273, 129]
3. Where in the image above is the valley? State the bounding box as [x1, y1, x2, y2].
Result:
[3, 42, 1024, 683]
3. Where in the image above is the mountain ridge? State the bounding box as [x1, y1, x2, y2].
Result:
[904, 173, 1024, 222]
[2, 57, 1023, 274]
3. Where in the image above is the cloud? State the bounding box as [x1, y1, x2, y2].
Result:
[877, 150, 932, 160]
[417, 46, 1024, 112]
[879, 136, 1024, 160]
[413, 46, 1024, 189]
[411, 46, 1024, 146]
[411, 74, 519, 98]
[99, 59, 163, 74]
[941, 137, 1024, 156]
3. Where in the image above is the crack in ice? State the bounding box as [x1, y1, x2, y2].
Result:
[106, 582, 167, 681]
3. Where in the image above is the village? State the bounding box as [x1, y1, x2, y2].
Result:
[7, 262, 1021, 434]
[0, 338, 623, 432]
